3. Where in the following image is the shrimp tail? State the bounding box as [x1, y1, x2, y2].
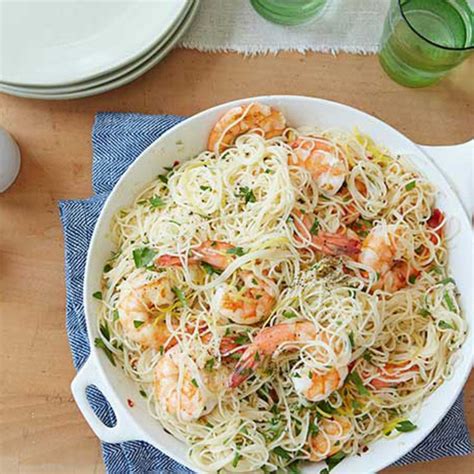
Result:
[228, 348, 261, 388]
[315, 231, 361, 257]
[219, 336, 246, 356]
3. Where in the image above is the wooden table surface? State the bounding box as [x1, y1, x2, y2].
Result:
[0, 49, 472, 473]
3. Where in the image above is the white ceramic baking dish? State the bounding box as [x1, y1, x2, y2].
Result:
[72, 96, 473, 473]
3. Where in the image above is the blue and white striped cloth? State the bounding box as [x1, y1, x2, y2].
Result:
[59, 112, 472, 473]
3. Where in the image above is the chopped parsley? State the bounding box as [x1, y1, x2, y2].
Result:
[325, 451, 346, 471]
[139, 389, 147, 398]
[191, 378, 199, 388]
[348, 331, 355, 348]
[408, 274, 417, 284]
[205, 358, 215, 371]
[132, 247, 157, 268]
[309, 218, 320, 235]
[395, 420, 417, 433]
[347, 371, 369, 396]
[133, 320, 145, 329]
[273, 446, 291, 460]
[418, 308, 431, 318]
[443, 292, 456, 311]
[226, 246, 245, 256]
[238, 186, 256, 204]
[99, 322, 111, 341]
[283, 310, 297, 319]
[103, 264, 112, 273]
[362, 351, 372, 363]
[405, 181, 416, 191]
[317, 400, 336, 415]
[157, 174, 169, 185]
[235, 333, 250, 345]
[440, 277, 455, 285]
[94, 338, 115, 366]
[112, 309, 120, 322]
[149, 196, 165, 208]
[200, 185, 211, 191]
[439, 320, 455, 330]
[309, 421, 319, 435]
[201, 261, 222, 275]
[92, 291, 102, 300]
[232, 452, 242, 468]
[172, 286, 187, 306]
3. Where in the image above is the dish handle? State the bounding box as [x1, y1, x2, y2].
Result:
[419, 140, 473, 220]
[71, 353, 143, 443]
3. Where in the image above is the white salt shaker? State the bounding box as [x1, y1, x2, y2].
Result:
[0, 127, 21, 192]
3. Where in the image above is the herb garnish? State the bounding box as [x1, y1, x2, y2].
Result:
[395, 420, 417, 433]
[94, 338, 115, 366]
[226, 246, 245, 256]
[172, 286, 187, 306]
[443, 292, 456, 311]
[149, 196, 165, 208]
[439, 320, 455, 330]
[309, 218, 319, 235]
[273, 446, 291, 460]
[348, 331, 355, 348]
[132, 247, 157, 268]
[201, 261, 222, 275]
[238, 186, 256, 204]
[347, 371, 369, 396]
[92, 291, 102, 300]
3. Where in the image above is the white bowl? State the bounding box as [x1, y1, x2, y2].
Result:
[72, 96, 473, 473]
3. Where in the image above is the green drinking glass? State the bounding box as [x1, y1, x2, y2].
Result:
[251, 0, 329, 25]
[379, 0, 474, 87]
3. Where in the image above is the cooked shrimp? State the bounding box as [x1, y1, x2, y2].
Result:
[192, 240, 235, 270]
[118, 274, 175, 350]
[207, 102, 287, 153]
[372, 261, 420, 293]
[369, 361, 419, 389]
[212, 271, 276, 324]
[309, 416, 353, 461]
[154, 346, 218, 422]
[292, 365, 349, 403]
[293, 210, 361, 257]
[359, 224, 418, 292]
[290, 137, 347, 196]
[229, 322, 349, 402]
[359, 224, 398, 276]
[156, 240, 235, 270]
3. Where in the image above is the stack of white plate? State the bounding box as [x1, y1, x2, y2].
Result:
[0, 0, 199, 100]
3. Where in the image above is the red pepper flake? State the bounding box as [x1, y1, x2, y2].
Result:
[362, 446, 369, 453]
[173, 160, 180, 167]
[427, 208, 444, 230]
[127, 399, 135, 408]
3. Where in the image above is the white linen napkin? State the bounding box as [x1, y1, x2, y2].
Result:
[180, 0, 390, 54]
